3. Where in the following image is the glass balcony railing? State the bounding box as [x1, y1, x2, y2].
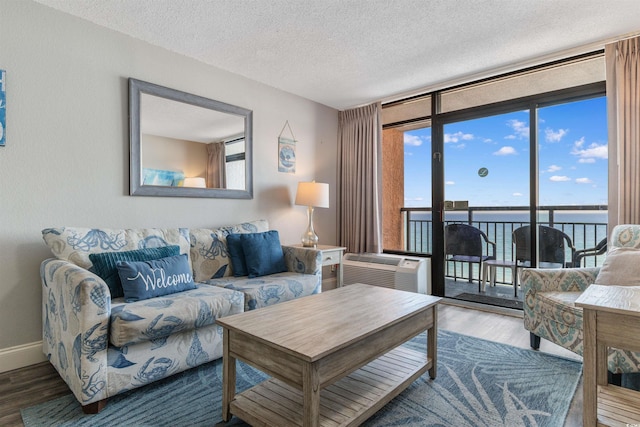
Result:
[401, 205, 608, 285]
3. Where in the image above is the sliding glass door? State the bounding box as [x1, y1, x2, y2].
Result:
[442, 111, 530, 307]
[381, 54, 608, 310]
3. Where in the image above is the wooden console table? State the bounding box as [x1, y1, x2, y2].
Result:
[575, 284, 640, 427]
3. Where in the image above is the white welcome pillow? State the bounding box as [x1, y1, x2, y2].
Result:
[594, 247, 640, 287]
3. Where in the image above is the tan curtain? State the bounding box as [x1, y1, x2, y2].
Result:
[206, 142, 226, 188]
[606, 36, 640, 229]
[337, 102, 383, 253]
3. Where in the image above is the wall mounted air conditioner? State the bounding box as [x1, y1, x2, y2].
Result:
[342, 253, 431, 294]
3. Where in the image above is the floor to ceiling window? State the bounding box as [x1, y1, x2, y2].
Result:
[381, 52, 608, 309]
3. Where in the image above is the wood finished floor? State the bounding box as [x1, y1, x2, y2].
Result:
[0, 303, 583, 426]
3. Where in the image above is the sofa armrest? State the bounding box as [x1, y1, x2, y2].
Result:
[281, 245, 322, 276]
[41, 258, 111, 406]
[520, 267, 600, 295]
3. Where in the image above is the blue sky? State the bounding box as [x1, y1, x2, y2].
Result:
[403, 96, 608, 207]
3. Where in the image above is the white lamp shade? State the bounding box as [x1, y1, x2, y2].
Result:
[295, 182, 329, 208]
[183, 177, 207, 188]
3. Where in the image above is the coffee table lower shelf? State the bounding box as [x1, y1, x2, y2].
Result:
[596, 384, 640, 426]
[230, 345, 430, 427]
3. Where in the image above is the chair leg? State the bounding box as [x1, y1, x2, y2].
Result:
[530, 333, 541, 350]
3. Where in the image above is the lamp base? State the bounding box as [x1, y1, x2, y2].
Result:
[301, 206, 319, 248]
[301, 234, 319, 248]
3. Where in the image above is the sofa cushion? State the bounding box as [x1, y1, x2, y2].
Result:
[241, 231, 287, 278]
[595, 247, 640, 287]
[117, 254, 197, 302]
[109, 284, 244, 347]
[189, 219, 269, 282]
[89, 245, 180, 298]
[42, 227, 190, 270]
[204, 272, 320, 311]
[226, 234, 248, 277]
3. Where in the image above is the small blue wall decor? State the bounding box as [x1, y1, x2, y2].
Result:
[0, 69, 5, 147]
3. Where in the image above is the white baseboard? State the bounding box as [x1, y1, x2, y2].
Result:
[0, 341, 47, 373]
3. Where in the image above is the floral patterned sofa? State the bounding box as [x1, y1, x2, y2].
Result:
[40, 219, 321, 413]
[521, 224, 640, 380]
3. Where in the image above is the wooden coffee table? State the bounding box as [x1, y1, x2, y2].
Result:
[217, 283, 441, 427]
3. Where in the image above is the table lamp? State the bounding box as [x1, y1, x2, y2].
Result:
[295, 181, 329, 247]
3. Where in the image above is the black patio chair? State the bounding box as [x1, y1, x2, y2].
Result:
[513, 225, 576, 272]
[572, 237, 607, 267]
[444, 223, 496, 291]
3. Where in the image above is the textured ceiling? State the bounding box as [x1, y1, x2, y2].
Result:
[32, 0, 640, 110]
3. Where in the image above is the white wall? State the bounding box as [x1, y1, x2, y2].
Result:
[141, 134, 209, 180]
[0, 1, 338, 371]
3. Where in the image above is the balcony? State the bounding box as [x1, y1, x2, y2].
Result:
[398, 205, 608, 309]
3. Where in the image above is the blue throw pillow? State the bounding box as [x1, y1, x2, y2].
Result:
[226, 234, 248, 277]
[116, 254, 196, 302]
[89, 245, 181, 298]
[240, 230, 287, 278]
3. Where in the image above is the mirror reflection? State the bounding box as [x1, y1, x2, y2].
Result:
[129, 78, 253, 199]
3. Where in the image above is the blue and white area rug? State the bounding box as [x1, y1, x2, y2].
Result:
[21, 330, 581, 427]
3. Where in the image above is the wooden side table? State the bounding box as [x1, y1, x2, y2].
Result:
[575, 284, 640, 427]
[291, 244, 346, 287]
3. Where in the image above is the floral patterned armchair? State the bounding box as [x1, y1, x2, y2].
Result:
[521, 224, 640, 379]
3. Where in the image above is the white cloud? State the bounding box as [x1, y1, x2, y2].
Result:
[404, 197, 424, 202]
[547, 165, 562, 172]
[576, 177, 593, 184]
[444, 131, 473, 143]
[445, 181, 455, 185]
[506, 119, 529, 139]
[571, 138, 607, 162]
[513, 192, 523, 197]
[549, 175, 571, 182]
[545, 128, 569, 143]
[493, 146, 516, 156]
[404, 134, 423, 146]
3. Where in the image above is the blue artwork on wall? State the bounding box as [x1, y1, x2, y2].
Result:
[142, 168, 185, 186]
[0, 69, 5, 147]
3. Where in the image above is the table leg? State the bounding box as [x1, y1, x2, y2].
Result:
[428, 305, 438, 379]
[222, 329, 236, 422]
[302, 362, 320, 427]
[481, 263, 488, 292]
[582, 309, 597, 427]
